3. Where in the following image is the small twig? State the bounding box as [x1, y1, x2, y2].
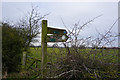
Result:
[47, 69, 81, 78]
[82, 63, 91, 74]
[94, 69, 98, 80]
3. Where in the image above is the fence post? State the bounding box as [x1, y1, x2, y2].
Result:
[22, 51, 27, 70]
[41, 20, 47, 78]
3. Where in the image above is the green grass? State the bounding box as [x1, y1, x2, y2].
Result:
[25, 47, 119, 73]
[81, 49, 119, 63]
[27, 47, 66, 64]
[26, 47, 119, 73]
[28, 47, 119, 64]
[7, 48, 119, 78]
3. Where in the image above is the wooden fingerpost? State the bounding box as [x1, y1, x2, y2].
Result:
[41, 20, 47, 78]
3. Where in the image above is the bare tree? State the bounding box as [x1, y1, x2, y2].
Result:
[60, 15, 102, 53]
[17, 5, 49, 51]
[22, 15, 119, 79]
[43, 16, 119, 79]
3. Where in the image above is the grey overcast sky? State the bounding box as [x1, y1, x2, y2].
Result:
[2, 2, 118, 46]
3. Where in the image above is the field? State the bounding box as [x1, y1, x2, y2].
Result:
[7, 47, 120, 79]
[28, 47, 119, 64]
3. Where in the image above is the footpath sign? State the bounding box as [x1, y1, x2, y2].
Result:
[47, 27, 67, 34]
[47, 27, 68, 42]
[47, 34, 68, 42]
[41, 20, 68, 77]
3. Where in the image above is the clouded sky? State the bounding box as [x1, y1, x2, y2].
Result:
[2, 2, 118, 46]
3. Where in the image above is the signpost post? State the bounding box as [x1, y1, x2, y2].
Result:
[41, 20, 68, 77]
[41, 20, 47, 77]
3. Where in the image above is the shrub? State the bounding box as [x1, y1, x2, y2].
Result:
[2, 23, 23, 73]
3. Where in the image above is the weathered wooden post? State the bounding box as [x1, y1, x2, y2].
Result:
[41, 20, 68, 78]
[22, 52, 27, 70]
[41, 20, 47, 77]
